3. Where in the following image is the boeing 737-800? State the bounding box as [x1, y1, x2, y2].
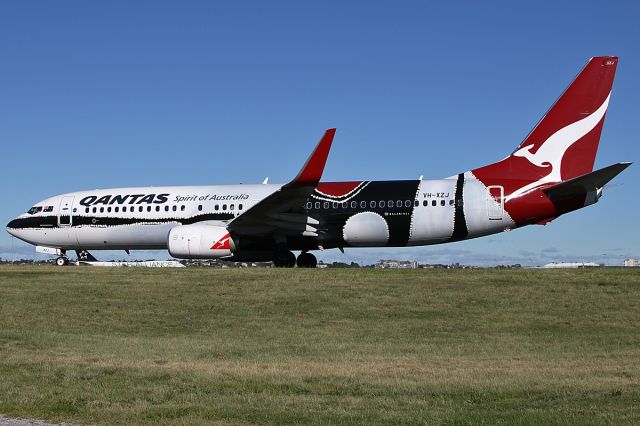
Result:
[6, 56, 630, 267]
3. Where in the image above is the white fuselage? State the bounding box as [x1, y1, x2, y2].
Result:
[7, 178, 514, 252]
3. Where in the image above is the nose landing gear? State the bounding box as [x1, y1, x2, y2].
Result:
[55, 256, 69, 266]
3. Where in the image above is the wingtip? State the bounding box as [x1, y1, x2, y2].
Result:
[288, 129, 337, 187]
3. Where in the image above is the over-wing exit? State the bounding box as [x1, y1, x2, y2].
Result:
[7, 56, 630, 267]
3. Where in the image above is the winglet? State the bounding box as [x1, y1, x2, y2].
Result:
[287, 128, 336, 186]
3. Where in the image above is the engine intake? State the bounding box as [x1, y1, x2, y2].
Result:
[168, 224, 236, 259]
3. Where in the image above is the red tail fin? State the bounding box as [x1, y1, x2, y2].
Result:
[473, 56, 618, 200]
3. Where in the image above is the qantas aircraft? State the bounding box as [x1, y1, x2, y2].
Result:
[6, 56, 630, 267]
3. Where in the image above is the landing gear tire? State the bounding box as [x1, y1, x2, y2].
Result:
[296, 252, 317, 268]
[273, 250, 296, 268]
[55, 257, 68, 267]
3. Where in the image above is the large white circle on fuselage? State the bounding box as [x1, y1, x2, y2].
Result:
[342, 212, 389, 247]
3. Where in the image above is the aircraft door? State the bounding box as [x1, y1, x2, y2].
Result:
[58, 196, 75, 227]
[486, 186, 504, 220]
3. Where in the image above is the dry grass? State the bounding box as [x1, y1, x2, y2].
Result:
[0, 265, 639, 424]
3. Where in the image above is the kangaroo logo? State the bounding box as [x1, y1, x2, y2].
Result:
[506, 93, 610, 202]
[210, 233, 231, 250]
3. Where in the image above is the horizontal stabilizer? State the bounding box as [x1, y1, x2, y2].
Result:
[543, 162, 631, 200]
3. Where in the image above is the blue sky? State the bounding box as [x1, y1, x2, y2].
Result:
[1, 1, 638, 265]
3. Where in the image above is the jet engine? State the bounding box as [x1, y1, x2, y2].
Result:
[168, 224, 236, 259]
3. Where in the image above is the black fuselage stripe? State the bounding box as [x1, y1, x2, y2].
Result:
[7, 213, 235, 229]
[449, 173, 468, 242]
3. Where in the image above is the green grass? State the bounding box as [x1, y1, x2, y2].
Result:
[0, 266, 639, 425]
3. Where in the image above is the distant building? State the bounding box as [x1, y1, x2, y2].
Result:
[624, 259, 640, 267]
[543, 262, 601, 268]
[375, 259, 418, 269]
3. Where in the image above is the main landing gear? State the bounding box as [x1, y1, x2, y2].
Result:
[272, 249, 317, 268]
[296, 251, 317, 268]
[273, 250, 296, 268]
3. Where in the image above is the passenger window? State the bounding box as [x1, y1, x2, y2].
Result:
[107, 207, 112, 213]
[92, 207, 97, 213]
[414, 200, 419, 207]
[198, 205, 202, 211]
[450, 199, 455, 206]
[173, 205, 177, 212]
[165, 206, 169, 212]
[138, 206, 143, 212]
[147, 206, 152, 212]
[305, 202, 312, 209]
[405, 200, 412, 207]
[332, 202, 338, 209]
[239, 204, 243, 210]
[85, 208, 89, 214]
[100, 207, 104, 213]
[396, 200, 402, 207]
[222, 204, 227, 210]
[440, 200, 445, 206]
[432, 200, 437, 206]
[181, 205, 185, 211]
[351, 201, 357, 208]
[342, 202, 347, 209]
[214, 204, 219, 211]
[360, 201, 366, 208]
[230, 204, 234, 210]
[379, 201, 385, 208]
[423, 200, 428, 207]
[315, 202, 320, 209]
[156, 206, 160, 212]
[370, 201, 376, 208]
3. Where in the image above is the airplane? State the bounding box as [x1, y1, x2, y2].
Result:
[6, 56, 631, 268]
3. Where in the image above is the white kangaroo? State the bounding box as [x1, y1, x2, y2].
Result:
[506, 93, 610, 201]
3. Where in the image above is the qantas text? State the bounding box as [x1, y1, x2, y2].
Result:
[80, 194, 170, 206]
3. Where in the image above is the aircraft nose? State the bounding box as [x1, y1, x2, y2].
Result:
[6, 219, 21, 237]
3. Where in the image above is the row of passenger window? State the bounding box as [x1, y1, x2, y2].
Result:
[83, 203, 244, 214]
[306, 199, 456, 210]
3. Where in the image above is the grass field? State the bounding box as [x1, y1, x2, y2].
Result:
[0, 265, 638, 425]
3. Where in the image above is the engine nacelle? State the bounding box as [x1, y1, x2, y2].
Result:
[168, 224, 236, 259]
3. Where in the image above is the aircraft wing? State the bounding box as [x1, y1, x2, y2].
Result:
[227, 129, 336, 238]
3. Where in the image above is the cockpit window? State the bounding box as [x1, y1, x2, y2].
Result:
[43, 206, 54, 212]
[27, 206, 43, 215]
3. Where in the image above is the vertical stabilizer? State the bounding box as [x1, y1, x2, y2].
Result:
[473, 56, 618, 201]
